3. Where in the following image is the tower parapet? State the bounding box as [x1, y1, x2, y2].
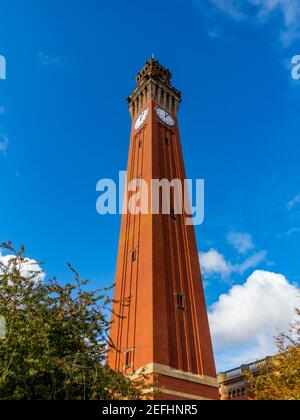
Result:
[128, 58, 182, 118]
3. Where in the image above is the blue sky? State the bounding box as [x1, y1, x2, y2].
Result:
[0, 0, 300, 372]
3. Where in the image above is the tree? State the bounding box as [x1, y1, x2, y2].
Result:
[0, 242, 148, 400]
[249, 307, 300, 400]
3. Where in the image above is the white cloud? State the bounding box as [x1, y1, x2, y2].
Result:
[0, 252, 45, 284]
[0, 134, 8, 154]
[202, 0, 300, 46]
[200, 248, 267, 278]
[227, 231, 254, 254]
[209, 0, 246, 20]
[235, 250, 267, 274]
[200, 249, 233, 277]
[209, 270, 299, 371]
[286, 227, 300, 237]
[287, 193, 300, 210]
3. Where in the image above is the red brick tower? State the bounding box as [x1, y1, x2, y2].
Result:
[108, 58, 219, 400]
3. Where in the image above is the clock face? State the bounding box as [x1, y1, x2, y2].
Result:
[155, 107, 176, 127]
[134, 108, 149, 131]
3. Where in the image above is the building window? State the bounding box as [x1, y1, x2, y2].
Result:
[139, 139, 143, 148]
[171, 97, 175, 113]
[131, 248, 138, 263]
[165, 137, 169, 146]
[170, 208, 177, 220]
[176, 294, 185, 310]
[124, 349, 134, 369]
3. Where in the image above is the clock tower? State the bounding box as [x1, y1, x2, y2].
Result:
[108, 58, 219, 400]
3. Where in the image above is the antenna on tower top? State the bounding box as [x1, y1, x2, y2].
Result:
[151, 53, 155, 60]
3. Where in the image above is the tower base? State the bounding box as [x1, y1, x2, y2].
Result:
[132, 363, 220, 400]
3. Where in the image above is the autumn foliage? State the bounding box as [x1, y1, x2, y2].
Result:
[0, 242, 147, 400]
[249, 307, 300, 400]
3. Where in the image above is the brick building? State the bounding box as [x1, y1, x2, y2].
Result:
[108, 58, 219, 400]
[218, 358, 270, 400]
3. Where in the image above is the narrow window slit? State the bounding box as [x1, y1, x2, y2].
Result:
[176, 294, 185, 310]
[131, 248, 138, 263]
[124, 349, 134, 369]
[170, 208, 177, 220]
